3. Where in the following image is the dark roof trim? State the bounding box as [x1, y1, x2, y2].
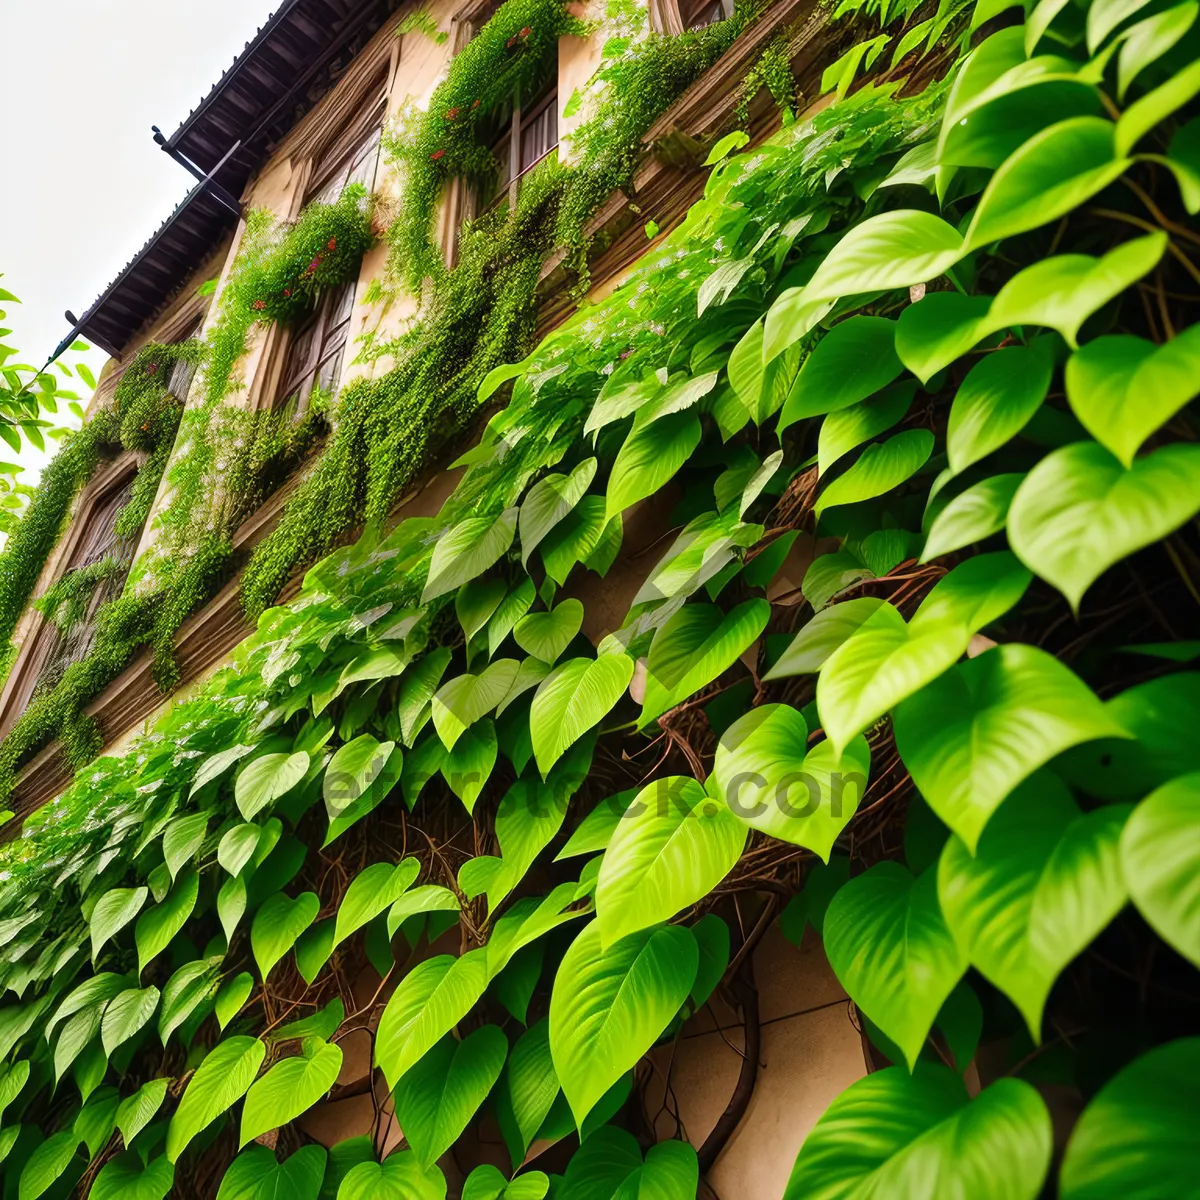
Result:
[62, 0, 400, 359]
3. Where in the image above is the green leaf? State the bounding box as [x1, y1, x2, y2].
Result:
[779, 317, 902, 431]
[271, 997, 345, 1043]
[531, 654, 634, 776]
[1059, 1038, 1200, 1198]
[217, 1145, 327, 1200]
[115, 1080, 170, 1142]
[235, 751, 310, 820]
[783, 1066, 1051, 1200]
[550, 921, 697, 1125]
[596, 777, 746, 945]
[397, 647, 454, 745]
[376, 950, 490, 1088]
[895, 293, 992, 384]
[514, 600, 583, 665]
[218, 824, 263, 878]
[456, 578, 507, 643]
[191, 743, 258, 796]
[605, 411, 701, 521]
[965, 118, 1130, 250]
[704, 129, 750, 164]
[1116, 56, 1200, 155]
[441, 719, 497, 813]
[939, 773, 1131, 1038]
[159, 957, 222, 1045]
[18, 1130, 84, 1200]
[101, 985, 160, 1055]
[986, 232, 1167, 348]
[0, 1060, 29, 1123]
[1065, 325, 1200, 466]
[1118, 3, 1198, 98]
[92, 1153, 173, 1200]
[817, 552, 1031, 752]
[251, 892, 320, 980]
[433, 659, 519, 750]
[387, 885, 461, 938]
[640, 599, 769, 726]
[519, 460, 597, 565]
[802, 210, 965, 306]
[495, 1019, 558, 1166]
[135, 868, 199, 976]
[215, 973, 255, 1030]
[825, 862, 966, 1069]
[817, 382, 915, 477]
[333, 858, 420, 949]
[814, 429, 933, 517]
[921, 473, 1023, 561]
[689, 913, 730, 1009]
[324, 734, 394, 818]
[90, 886, 148, 962]
[764, 598, 887, 678]
[240, 1036, 342, 1145]
[162, 812, 207, 879]
[488, 579, 536, 656]
[463, 1165, 550, 1200]
[1120, 772, 1200, 969]
[947, 341, 1054, 477]
[394, 1026, 508, 1167]
[166, 1035, 266, 1162]
[337, 1153, 446, 1200]
[1008, 441, 1200, 611]
[712, 704, 870, 859]
[423, 508, 518, 602]
[893, 644, 1128, 851]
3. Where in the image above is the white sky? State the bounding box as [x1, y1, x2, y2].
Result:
[0, 0, 281, 377]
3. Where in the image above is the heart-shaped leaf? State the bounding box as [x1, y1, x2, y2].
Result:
[90, 886, 148, 963]
[596, 777, 746, 945]
[605, 411, 701, 521]
[894, 643, 1127, 851]
[440, 719, 497, 814]
[817, 382, 915, 476]
[778, 316, 902, 431]
[1059, 1038, 1200, 1198]
[1120, 772, 1200, 969]
[519, 459, 597, 564]
[640, 599, 769, 727]
[530, 654, 634, 776]
[824, 862, 967, 1068]
[135, 868, 198, 976]
[433, 659, 520, 749]
[333, 858, 420, 950]
[818, 552, 1031, 753]
[101, 986, 160, 1055]
[423, 507, 517, 602]
[376, 950, 489, 1088]
[938, 773, 1131, 1038]
[250, 892, 320, 980]
[965, 117, 1130, 250]
[1008, 441, 1200, 610]
[215, 1145, 326, 1200]
[235, 751, 309, 821]
[514, 600, 583, 665]
[921, 473, 1023, 561]
[394, 1026, 508, 1166]
[240, 1036, 342, 1145]
[895, 292, 992, 384]
[711, 704, 870, 859]
[550, 921, 697, 1125]
[324, 734, 394, 818]
[91, 1153, 173, 1200]
[337, 1153, 446, 1200]
[783, 1066, 1051, 1199]
[814, 428, 933, 517]
[166, 1035, 265, 1162]
[1065, 324, 1200, 465]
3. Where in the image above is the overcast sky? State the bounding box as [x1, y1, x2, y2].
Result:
[0, 0, 280, 376]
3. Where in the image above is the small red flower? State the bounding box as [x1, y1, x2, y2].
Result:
[252, 299, 267, 311]
[306, 255, 322, 274]
[446, 106, 461, 120]
[282, 288, 293, 297]
[506, 34, 517, 46]
[519, 25, 531, 36]
[327, 236, 337, 250]
[431, 148, 446, 160]
[472, 98, 480, 109]
[146, 363, 158, 375]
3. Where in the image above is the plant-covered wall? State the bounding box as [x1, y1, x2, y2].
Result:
[1, 0, 1199, 1194]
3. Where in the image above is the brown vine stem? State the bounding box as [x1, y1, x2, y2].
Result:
[1089, 206, 1200, 286]
[1122, 175, 1200, 249]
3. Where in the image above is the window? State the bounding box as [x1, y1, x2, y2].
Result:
[651, 0, 733, 33]
[274, 277, 357, 413]
[4, 470, 138, 725]
[307, 69, 387, 207]
[484, 85, 559, 213]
